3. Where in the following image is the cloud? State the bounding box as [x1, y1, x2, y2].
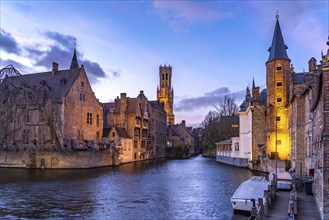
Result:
[152, 1, 234, 31]
[0, 58, 26, 72]
[0, 29, 117, 83]
[175, 87, 245, 112]
[111, 69, 121, 77]
[0, 28, 21, 55]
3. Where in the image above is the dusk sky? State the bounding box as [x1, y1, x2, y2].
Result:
[1, 1, 328, 126]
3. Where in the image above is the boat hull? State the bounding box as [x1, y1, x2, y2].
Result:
[216, 155, 249, 168]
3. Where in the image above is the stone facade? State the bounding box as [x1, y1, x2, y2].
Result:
[157, 65, 174, 124]
[102, 91, 167, 162]
[0, 61, 103, 153]
[149, 101, 167, 158]
[167, 120, 195, 156]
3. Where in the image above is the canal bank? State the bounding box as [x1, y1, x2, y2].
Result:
[0, 155, 255, 219]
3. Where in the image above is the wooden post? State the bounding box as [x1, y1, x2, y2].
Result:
[251, 199, 257, 217]
[258, 198, 264, 217]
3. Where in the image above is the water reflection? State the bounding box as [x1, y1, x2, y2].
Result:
[0, 155, 259, 219]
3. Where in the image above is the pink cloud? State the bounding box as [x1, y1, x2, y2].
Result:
[152, 1, 234, 31]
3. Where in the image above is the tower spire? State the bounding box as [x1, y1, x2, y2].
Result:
[267, 14, 290, 63]
[70, 38, 79, 69]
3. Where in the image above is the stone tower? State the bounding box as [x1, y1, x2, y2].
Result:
[157, 64, 174, 124]
[266, 16, 292, 161]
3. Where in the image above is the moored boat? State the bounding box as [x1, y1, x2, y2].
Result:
[231, 176, 269, 212]
[276, 168, 292, 190]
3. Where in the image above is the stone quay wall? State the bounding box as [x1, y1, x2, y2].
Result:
[0, 150, 114, 169]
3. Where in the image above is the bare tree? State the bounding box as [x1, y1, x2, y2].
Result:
[213, 93, 238, 116]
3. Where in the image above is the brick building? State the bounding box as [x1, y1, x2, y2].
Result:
[0, 48, 103, 152]
[157, 65, 175, 124]
[237, 16, 329, 218]
[167, 120, 195, 156]
[149, 100, 167, 158]
[102, 91, 167, 162]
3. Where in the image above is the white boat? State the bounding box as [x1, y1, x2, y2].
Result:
[231, 176, 269, 212]
[276, 168, 292, 190]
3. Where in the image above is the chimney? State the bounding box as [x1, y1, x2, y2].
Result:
[181, 120, 186, 127]
[308, 57, 317, 72]
[252, 86, 260, 105]
[52, 62, 58, 76]
[120, 93, 127, 100]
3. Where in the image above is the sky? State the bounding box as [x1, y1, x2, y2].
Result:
[1, 1, 328, 127]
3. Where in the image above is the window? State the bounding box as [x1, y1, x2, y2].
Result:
[80, 93, 85, 101]
[87, 113, 93, 125]
[112, 132, 115, 137]
[276, 66, 282, 71]
[166, 73, 168, 80]
[78, 129, 84, 140]
[276, 140, 282, 145]
[134, 140, 138, 148]
[96, 114, 99, 127]
[277, 98, 282, 102]
[276, 116, 281, 121]
[22, 129, 29, 144]
[162, 74, 164, 80]
[81, 81, 84, 87]
[277, 82, 282, 87]
[96, 131, 100, 140]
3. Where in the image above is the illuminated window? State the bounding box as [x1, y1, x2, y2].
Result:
[277, 82, 282, 86]
[276, 140, 282, 145]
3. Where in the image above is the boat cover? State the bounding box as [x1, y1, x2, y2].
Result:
[232, 176, 269, 200]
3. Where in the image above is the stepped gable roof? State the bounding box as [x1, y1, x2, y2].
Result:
[1, 67, 81, 104]
[267, 17, 290, 63]
[115, 127, 131, 138]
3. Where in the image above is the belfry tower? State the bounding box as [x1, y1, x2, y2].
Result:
[157, 64, 174, 124]
[266, 15, 292, 161]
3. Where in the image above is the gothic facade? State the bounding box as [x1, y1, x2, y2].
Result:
[157, 65, 175, 124]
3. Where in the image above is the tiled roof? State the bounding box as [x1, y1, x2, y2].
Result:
[267, 18, 290, 63]
[115, 127, 131, 138]
[1, 67, 80, 103]
[293, 72, 310, 84]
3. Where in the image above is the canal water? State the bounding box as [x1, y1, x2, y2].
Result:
[0, 155, 256, 219]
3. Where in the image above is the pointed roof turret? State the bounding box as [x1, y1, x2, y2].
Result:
[252, 78, 255, 89]
[267, 15, 289, 63]
[70, 38, 79, 69]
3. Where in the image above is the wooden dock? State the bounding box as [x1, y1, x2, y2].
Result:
[267, 190, 320, 220]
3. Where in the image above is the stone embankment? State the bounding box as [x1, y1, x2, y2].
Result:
[0, 150, 116, 169]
